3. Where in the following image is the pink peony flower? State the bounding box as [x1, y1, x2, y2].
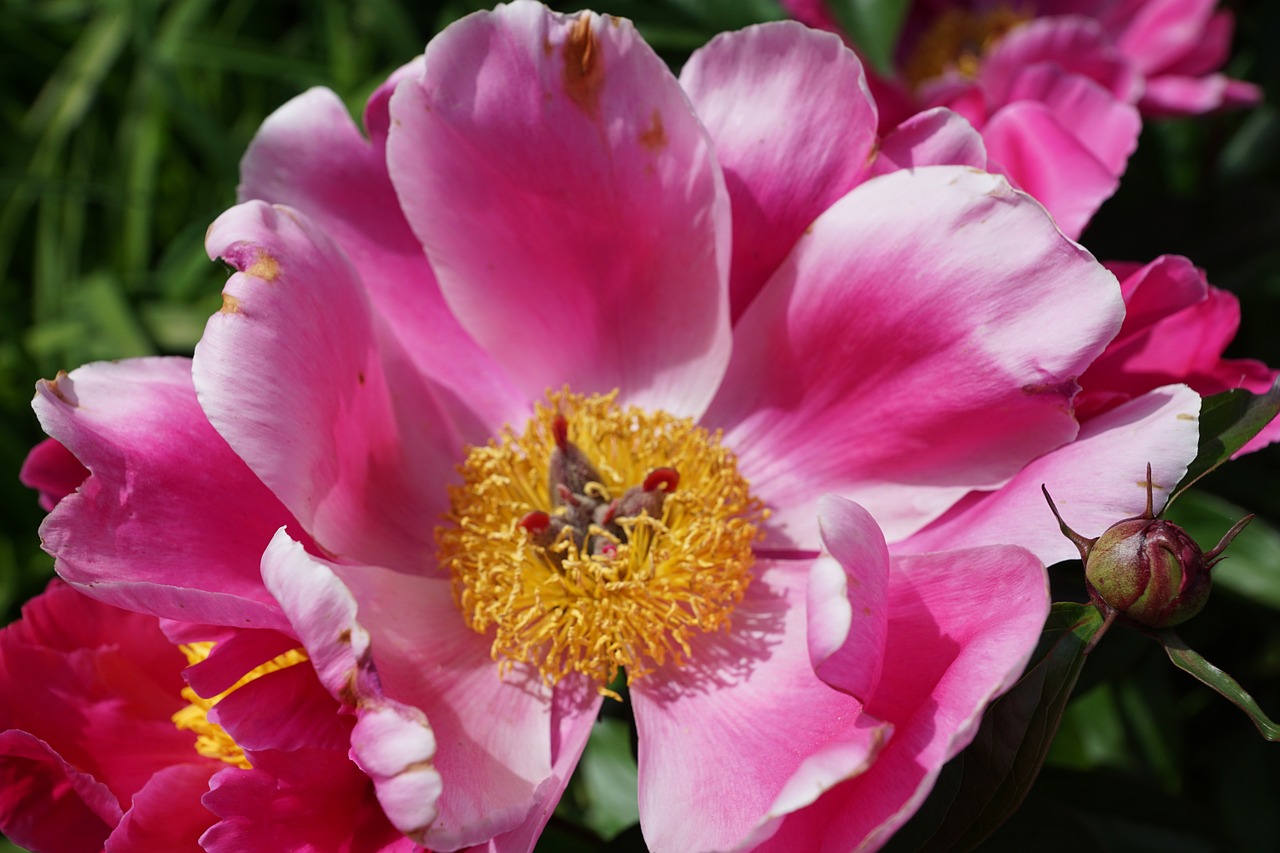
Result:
[28, 4, 1202, 851]
[784, 0, 1261, 239]
[0, 581, 420, 851]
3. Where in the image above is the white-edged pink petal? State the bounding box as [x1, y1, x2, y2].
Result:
[809, 496, 891, 706]
[870, 107, 988, 177]
[260, 532, 441, 845]
[239, 85, 527, 440]
[31, 358, 292, 629]
[680, 21, 877, 320]
[632, 561, 890, 853]
[899, 385, 1201, 564]
[752, 543, 1048, 852]
[387, 2, 731, 417]
[197, 200, 457, 574]
[707, 166, 1124, 547]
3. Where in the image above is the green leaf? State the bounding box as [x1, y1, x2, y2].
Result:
[826, 0, 910, 77]
[571, 718, 640, 841]
[1158, 630, 1280, 742]
[1163, 490, 1280, 611]
[886, 603, 1105, 852]
[1170, 380, 1280, 505]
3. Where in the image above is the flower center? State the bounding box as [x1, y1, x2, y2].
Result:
[904, 5, 1032, 87]
[438, 389, 766, 694]
[171, 642, 309, 768]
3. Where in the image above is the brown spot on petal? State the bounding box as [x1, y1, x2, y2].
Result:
[562, 12, 604, 117]
[247, 251, 280, 283]
[1177, 413, 1196, 421]
[220, 293, 240, 314]
[46, 371, 74, 406]
[639, 109, 666, 150]
[1021, 378, 1078, 398]
[338, 671, 360, 708]
[338, 628, 353, 644]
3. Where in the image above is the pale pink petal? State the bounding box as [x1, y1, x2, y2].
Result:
[981, 16, 1143, 104]
[19, 438, 87, 511]
[869, 107, 988, 177]
[239, 86, 526, 439]
[982, 100, 1120, 239]
[31, 359, 292, 629]
[1001, 63, 1141, 176]
[809, 496, 891, 706]
[707, 167, 1123, 546]
[197, 200, 457, 574]
[201, 751, 417, 853]
[632, 561, 890, 852]
[387, 3, 731, 417]
[1141, 73, 1261, 115]
[680, 21, 877, 320]
[0, 731, 119, 852]
[752, 543, 1048, 852]
[106, 763, 217, 853]
[899, 385, 1201, 564]
[260, 532, 441, 846]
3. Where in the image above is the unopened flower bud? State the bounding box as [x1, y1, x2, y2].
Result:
[1043, 465, 1252, 630]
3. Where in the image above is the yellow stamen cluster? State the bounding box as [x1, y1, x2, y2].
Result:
[904, 5, 1032, 87]
[171, 642, 309, 768]
[438, 390, 766, 694]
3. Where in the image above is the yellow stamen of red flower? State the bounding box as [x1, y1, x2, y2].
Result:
[438, 389, 766, 696]
[171, 642, 309, 768]
[904, 5, 1032, 87]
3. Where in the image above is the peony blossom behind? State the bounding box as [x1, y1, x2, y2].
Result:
[784, 0, 1260, 239]
[24, 3, 1208, 851]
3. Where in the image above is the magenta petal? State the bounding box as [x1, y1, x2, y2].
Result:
[981, 16, 1142, 104]
[680, 21, 877, 320]
[201, 751, 417, 853]
[0, 730, 119, 852]
[260, 532, 441, 845]
[105, 763, 218, 853]
[198, 200, 457, 573]
[32, 359, 291, 629]
[709, 167, 1123, 546]
[19, 437, 88, 511]
[900, 385, 1201, 564]
[870, 107, 988, 176]
[387, 3, 731, 417]
[809, 496, 890, 706]
[1141, 73, 1262, 115]
[239, 85, 526, 439]
[632, 562, 889, 852]
[755, 544, 1047, 852]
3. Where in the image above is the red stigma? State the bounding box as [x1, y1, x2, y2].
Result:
[552, 414, 569, 450]
[519, 511, 551, 535]
[643, 467, 679, 493]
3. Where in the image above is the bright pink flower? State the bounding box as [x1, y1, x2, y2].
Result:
[0, 582, 421, 853]
[29, 5, 1202, 851]
[785, 0, 1259, 239]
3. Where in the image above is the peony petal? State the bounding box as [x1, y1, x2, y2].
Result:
[632, 561, 889, 853]
[870, 107, 988, 176]
[707, 166, 1123, 546]
[981, 16, 1143, 105]
[210, 662, 352, 755]
[1115, 0, 1217, 74]
[260, 531, 442, 846]
[752, 543, 1048, 852]
[239, 85, 526, 440]
[19, 437, 87, 511]
[105, 763, 218, 853]
[201, 750, 417, 853]
[680, 21, 877, 320]
[198, 200, 457, 574]
[31, 358, 291, 629]
[809, 496, 891, 706]
[1140, 73, 1261, 115]
[0, 730, 119, 853]
[387, 2, 731, 417]
[982, 99, 1122, 239]
[1001, 62, 1141, 176]
[899, 385, 1201, 564]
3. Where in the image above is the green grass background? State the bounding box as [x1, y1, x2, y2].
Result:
[1, 1, 1278, 850]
